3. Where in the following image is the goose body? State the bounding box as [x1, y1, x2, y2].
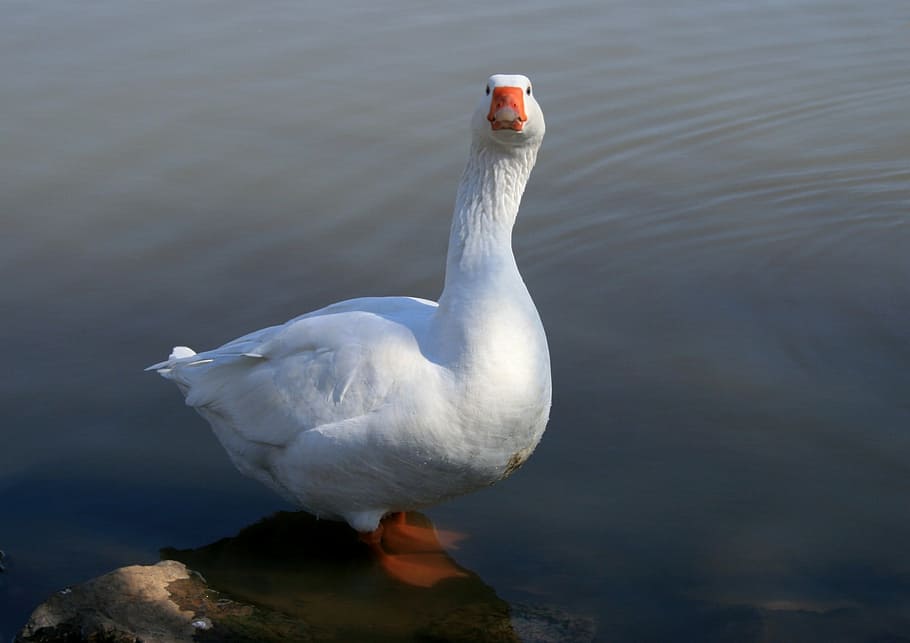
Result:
[149, 74, 550, 533]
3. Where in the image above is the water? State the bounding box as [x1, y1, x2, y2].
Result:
[2, 0, 909, 639]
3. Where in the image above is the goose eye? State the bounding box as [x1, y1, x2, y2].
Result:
[526, 86, 532, 96]
[485, 85, 491, 96]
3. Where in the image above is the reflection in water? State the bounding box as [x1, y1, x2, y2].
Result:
[363, 512, 470, 589]
[162, 511, 517, 642]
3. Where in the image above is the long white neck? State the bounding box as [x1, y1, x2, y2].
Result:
[431, 141, 541, 366]
[441, 142, 538, 295]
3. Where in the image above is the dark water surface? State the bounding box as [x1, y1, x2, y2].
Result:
[2, 0, 909, 640]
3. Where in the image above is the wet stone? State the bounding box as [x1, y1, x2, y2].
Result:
[15, 560, 312, 643]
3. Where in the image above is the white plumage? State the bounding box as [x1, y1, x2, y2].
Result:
[148, 74, 550, 533]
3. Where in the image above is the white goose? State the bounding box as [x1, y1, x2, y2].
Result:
[149, 74, 550, 561]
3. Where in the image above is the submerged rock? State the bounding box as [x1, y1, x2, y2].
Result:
[17, 511, 595, 642]
[163, 511, 517, 641]
[510, 603, 597, 643]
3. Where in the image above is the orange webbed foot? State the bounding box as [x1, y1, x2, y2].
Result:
[360, 513, 469, 588]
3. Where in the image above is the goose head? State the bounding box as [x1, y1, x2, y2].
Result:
[472, 74, 545, 150]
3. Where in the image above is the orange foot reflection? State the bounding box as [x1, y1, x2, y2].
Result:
[360, 512, 469, 588]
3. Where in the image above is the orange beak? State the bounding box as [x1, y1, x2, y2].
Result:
[487, 86, 528, 131]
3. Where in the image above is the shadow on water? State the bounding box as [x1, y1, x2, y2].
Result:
[162, 511, 521, 642]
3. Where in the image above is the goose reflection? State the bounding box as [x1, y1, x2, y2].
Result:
[161, 511, 518, 641]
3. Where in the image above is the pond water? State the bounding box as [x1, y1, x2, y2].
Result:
[2, 0, 909, 640]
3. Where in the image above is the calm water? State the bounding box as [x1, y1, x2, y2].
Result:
[2, 0, 909, 639]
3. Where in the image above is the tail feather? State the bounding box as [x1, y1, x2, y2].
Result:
[145, 346, 198, 375]
[146, 345, 267, 376]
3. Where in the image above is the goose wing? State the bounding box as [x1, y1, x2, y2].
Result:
[149, 296, 437, 448]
